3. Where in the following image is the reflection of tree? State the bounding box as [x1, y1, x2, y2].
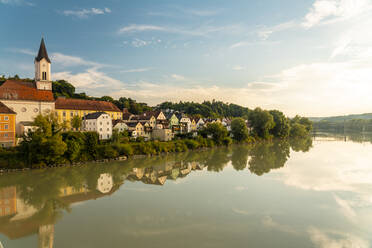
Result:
[290, 136, 313, 152]
[248, 140, 290, 176]
[205, 147, 231, 172]
[231, 146, 250, 171]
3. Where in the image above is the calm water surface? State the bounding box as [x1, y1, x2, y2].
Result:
[0, 134, 371, 248]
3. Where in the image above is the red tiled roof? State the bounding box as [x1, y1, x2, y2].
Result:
[0, 101, 16, 114]
[55, 98, 121, 112]
[0, 80, 54, 102]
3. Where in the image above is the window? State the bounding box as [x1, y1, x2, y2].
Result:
[100, 128, 102, 131]
[21, 107, 27, 112]
[100, 122, 102, 125]
[70, 112, 73, 117]
[34, 108, 39, 113]
[107, 128, 109, 131]
[4, 116, 8, 121]
[4, 125, 8, 130]
[63, 112, 66, 117]
[42, 71, 47, 80]
[4, 133, 8, 137]
[107, 122, 109, 125]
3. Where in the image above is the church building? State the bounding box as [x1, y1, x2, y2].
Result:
[0, 38, 55, 135]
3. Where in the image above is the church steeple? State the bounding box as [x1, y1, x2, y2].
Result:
[34, 38, 52, 90]
[35, 38, 51, 63]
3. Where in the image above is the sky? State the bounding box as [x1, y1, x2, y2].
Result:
[1, 0, 372, 117]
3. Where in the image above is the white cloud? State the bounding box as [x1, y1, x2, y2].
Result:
[308, 227, 369, 248]
[170, 74, 186, 81]
[118, 24, 166, 34]
[51, 53, 103, 68]
[303, 0, 372, 28]
[10, 48, 35, 55]
[118, 24, 244, 37]
[232, 65, 246, 71]
[120, 68, 152, 73]
[62, 7, 111, 18]
[334, 195, 357, 223]
[53, 67, 122, 90]
[0, 0, 33, 5]
[257, 21, 297, 40]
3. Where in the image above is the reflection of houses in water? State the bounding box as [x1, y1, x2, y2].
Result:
[97, 173, 114, 193]
[0, 187, 16, 217]
[38, 224, 54, 248]
[126, 160, 205, 186]
[0, 173, 119, 248]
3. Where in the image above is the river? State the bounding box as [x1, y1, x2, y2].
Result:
[0, 134, 370, 248]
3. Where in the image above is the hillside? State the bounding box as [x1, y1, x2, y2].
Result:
[309, 113, 372, 122]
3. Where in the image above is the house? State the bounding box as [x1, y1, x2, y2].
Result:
[55, 97, 122, 130]
[0, 102, 16, 147]
[176, 113, 192, 133]
[112, 119, 128, 133]
[152, 128, 173, 141]
[82, 112, 112, 140]
[222, 118, 232, 131]
[195, 117, 205, 130]
[130, 113, 156, 129]
[0, 39, 55, 135]
[19, 121, 37, 136]
[190, 119, 197, 131]
[126, 122, 145, 138]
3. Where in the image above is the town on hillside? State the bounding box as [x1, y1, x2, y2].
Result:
[0, 39, 243, 148]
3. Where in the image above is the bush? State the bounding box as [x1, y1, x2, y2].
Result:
[114, 143, 133, 156]
[184, 139, 199, 150]
[222, 137, 233, 146]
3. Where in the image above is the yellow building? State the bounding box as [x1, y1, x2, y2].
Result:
[0, 101, 16, 147]
[55, 97, 122, 129]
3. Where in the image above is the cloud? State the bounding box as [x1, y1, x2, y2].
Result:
[10, 48, 35, 55]
[118, 24, 167, 34]
[232, 65, 246, 71]
[118, 24, 244, 37]
[126, 38, 162, 48]
[308, 227, 369, 248]
[62, 7, 111, 18]
[120, 68, 152, 73]
[303, 0, 372, 28]
[53, 67, 123, 90]
[51, 53, 103, 67]
[0, 0, 33, 5]
[170, 74, 186, 81]
[257, 21, 297, 40]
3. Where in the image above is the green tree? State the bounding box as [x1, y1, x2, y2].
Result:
[249, 108, 275, 139]
[71, 115, 82, 130]
[269, 110, 290, 138]
[19, 113, 67, 166]
[203, 123, 228, 145]
[231, 118, 249, 142]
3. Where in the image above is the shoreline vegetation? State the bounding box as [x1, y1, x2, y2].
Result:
[0, 76, 313, 170]
[0, 112, 312, 170]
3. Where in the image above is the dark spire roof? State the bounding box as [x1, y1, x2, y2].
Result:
[35, 38, 51, 63]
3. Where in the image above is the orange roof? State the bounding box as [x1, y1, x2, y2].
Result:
[0, 80, 54, 102]
[55, 98, 121, 112]
[0, 101, 16, 114]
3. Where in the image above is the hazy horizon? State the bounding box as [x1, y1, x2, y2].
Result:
[2, 0, 372, 117]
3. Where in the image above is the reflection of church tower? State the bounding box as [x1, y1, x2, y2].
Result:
[38, 224, 54, 248]
[34, 38, 52, 91]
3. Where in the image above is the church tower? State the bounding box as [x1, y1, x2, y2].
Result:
[34, 38, 52, 91]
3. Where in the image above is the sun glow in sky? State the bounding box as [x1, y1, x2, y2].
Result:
[2, 0, 372, 116]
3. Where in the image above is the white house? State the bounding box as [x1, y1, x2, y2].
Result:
[176, 113, 192, 133]
[82, 112, 112, 140]
[112, 120, 128, 133]
[195, 117, 205, 130]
